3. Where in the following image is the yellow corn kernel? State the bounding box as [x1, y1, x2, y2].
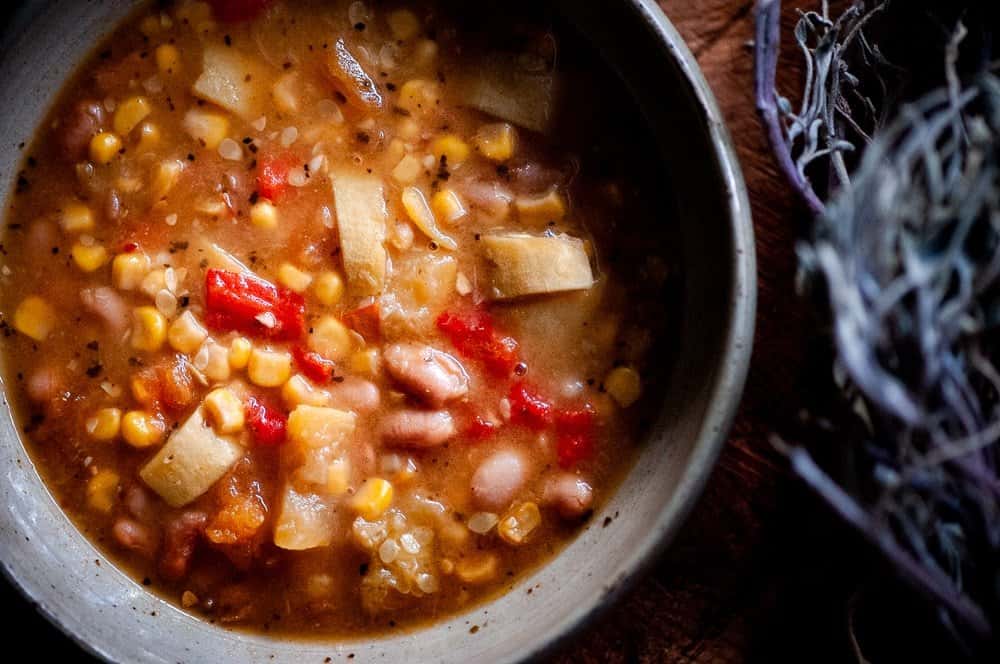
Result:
[498, 502, 542, 545]
[122, 410, 166, 448]
[183, 108, 230, 150]
[515, 189, 566, 223]
[136, 122, 160, 152]
[131, 306, 167, 352]
[155, 44, 181, 75]
[131, 375, 158, 407]
[326, 458, 351, 496]
[86, 408, 122, 441]
[431, 189, 467, 224]
[204, 387, 244, 434]
[397, 116, 420, 141]
[112, 252, 151, 291]
[308, 316, 354, 362]
[398, 79, 440, 114]
[13, 296, 56, 341]
[430, 134, 470, 166]
[89, 132, 122, 165]
[401, 186, 457, 250]
[114, 96, 152, 136]
[86, 470, 120, 513]
[391, 154, 422, 184]
[167, 310, 208, 354]
[350, 478, 393, 520]
[413, 38, 438, 65]
[152, 159, 184, 201]
[474, 122, 517, 162]
[387, 9, 420, 40]
[282, 374, 331, 408]
[312, 271, 344, 306]
[349, 348, 379, 376]
[228, 337, 252, 370]
[247, 347, 292, 387]
[272, 72, 300, 115]
[140, 14, 163, 37]
[60, 202, 95, 233]
[139, 268, 167, 298]
[454, 553, 499, 584]
[277, 263, 312, 293]
[71, 242, 109, 272]
[604, 366, 641, 407]
[250, 200, 278, 229]
[202, 341, 231, 382]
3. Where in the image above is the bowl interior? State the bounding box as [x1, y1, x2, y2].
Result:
[0, 1, 754, 662]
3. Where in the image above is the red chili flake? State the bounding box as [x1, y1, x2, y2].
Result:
[245, 395, 287, 446]
[255, 152, 297, 201]
[120, 241, 138, 253]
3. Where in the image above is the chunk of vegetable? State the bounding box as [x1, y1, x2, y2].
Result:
[330, 170, 388, 295]
[192, 45, 265, 118]
[480, 232, 594, 299]
[455, 54, 555, 133]
[204, 268, 305, 340]
[292, 345, 336, 383]
[400, 187, 457, 250]
[287, 405, 356, 450]
[326, 39, 383, 111]
[139, 406, 242, 507]
[436, 307, 519, 377]
[245, 394, 287, 446]
[182, 108, 230, 150]
[273, 484, 336, 550]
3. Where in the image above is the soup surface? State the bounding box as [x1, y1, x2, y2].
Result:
[1, 0, 670, 637]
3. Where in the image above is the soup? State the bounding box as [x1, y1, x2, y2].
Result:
[1, 0, 669, 637]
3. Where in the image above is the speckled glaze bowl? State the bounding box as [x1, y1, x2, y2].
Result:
[0, 1, 754, 662]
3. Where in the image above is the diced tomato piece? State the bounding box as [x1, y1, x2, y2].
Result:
[244, 395, 287, 446]
[436, 307, 519, 377]
[208, 0, 274, 23]
[508, 381, 552, 430]
[204, 269, 305, 341]
[465, 415, 498, 441]
[293, 346, 336, 384]
[158, 355, 197, 412]
[255, 153, 296, 201]
[342, 301, 381, 342]
[555, 404, 596, 468]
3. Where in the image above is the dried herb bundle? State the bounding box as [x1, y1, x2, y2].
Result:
[755, 0, 1000, 651]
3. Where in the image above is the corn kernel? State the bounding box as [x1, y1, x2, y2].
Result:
[603, 366, 641, 407]
[155, 44, 181, 75]
[136, 122, 160, 152]
[312, 271, 344, 306]
[397, 116, 420, 141]
[131, 374, 158, 407]
[71, 242, 109, 272]
[391, 154, 422, 184]
[277, 263, 312, 293]
[515, 189, 566, 223]
[387, 9, 421, 40]
[90, 132, 122, 165]
[282, 374, 332, 408]
[430, 134, 470, 166]
[350, 478, 393, 520]
[498, 502, 542, 545]
[413, 39, 438, 65]
[308, 316, 354, 362]
[204, 387, 244, 434]
[455, 553, 499, 584]
[131, 306, 167, 352]
[287, 405, 355, 448]
[167, 311, 208, 354]
[122, 410, 166, 448]
[140, 15, 163, 37]
[398, 79, 440, 115]
[86, 408, 122, 441]
[247, 347, 292, 387]
[250, 200, 278, 229]
[13, 296, 56, 341]
[326, 458, 351, 495]
[152, 159, 184, 201]
[228, 337, 252, 370]
[183, 108, 230, 150]
[349, 348, 379, 376]
[114, 96, 152, 136]
[202, 341, 231, 382]
[401, 186, 457, 250]
[86, 470, 120, 513]
[60, 202, 95, 233]
[112, 252, 151, 291]
[474, 122, 517, 162]
[140, 268, 167, 298]
[272, 72, 300, 115]
[431, 189, 467, 224]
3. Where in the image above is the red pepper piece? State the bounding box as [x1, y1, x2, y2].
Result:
[245, 395, 287, 446]
[204, 269, 305, 341]
[208, 0, 274, 23]
[255, 153, 297, 201]
[436, 307, 519, 377]
[293, 346, 336, 384]
[465, 415, 498, 441]
[508, 381, 553, 430]
[342, 301, 381, 342]
[555, 404, 596, 468]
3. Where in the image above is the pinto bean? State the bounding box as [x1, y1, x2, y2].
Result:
[80, 287, 130, 337]
[471, 449, 528, 511]
[58, 100, 105, 162]
[381, 409, 456, 448]
[384, 343, 469, 407]
[25, 366, 64, 403]
[329, 377, 380, 414]
[124, 484, 156, 522]
[542, 473, 594, 519]
[159, 511, 208, 581]
[112, 517, 158, 558]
